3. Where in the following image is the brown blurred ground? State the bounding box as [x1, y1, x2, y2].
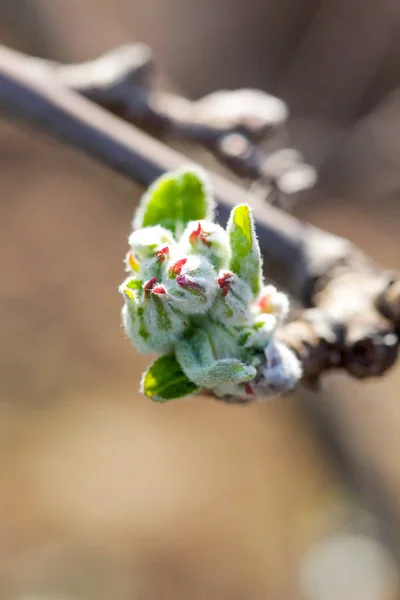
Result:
[1, 1, 400, 599]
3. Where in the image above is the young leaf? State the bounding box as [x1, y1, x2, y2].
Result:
[227, 204, 262, 296]
[176, 329, 256, 388]
[201, 319, 239, 360]
[141, 354, 198, 402]
[134, 166, 215, 239]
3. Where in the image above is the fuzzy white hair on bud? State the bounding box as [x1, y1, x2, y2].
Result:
[164, 254, 218, 314]
[176, 329, 256, 389]
[213, 271, 253, 325]
[260, 340, 302, 397]
[241, 313, 277, 350]
[121, 295, 186, 355]
[119, 276, 186, 354]
[179, 220, 231, 270]
[129, 225, 175, 260]
[253, 284, 290, 323]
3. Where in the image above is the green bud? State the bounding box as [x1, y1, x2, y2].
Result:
[164, 255, 218, 314]
[213, 271, 253, 325]
[120, 276, 186, 354]
[179, 220, 231, 270]
[127, 225, 175, 279]
[129, 225, 175, 260]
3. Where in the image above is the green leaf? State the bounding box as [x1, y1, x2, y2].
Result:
[126, 278, 143, 291]
[176, 329, 256, 388]
[141, 354, 199, 402]
[228, 204, 262, 296]
[134, 166, 215, 239]
[119, 276, 143, 301]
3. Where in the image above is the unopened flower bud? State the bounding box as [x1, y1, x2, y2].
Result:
[164, 255, 217, 314]
[129, 225, 175, 260]
[212, 271, 253, 324]
[119, 276, 185, 354]
[253, 285, 289, 323]
[179, 220, 231, 270]
[128, 226, 175, 279]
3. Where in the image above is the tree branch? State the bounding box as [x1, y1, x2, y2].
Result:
[0, 43, 398, 388]
[6, 44, 317, 204]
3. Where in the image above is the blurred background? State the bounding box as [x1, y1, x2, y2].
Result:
[1, 0, 400, 599]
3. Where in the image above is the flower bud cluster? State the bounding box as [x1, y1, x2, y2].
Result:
[120, 167, 301, 401]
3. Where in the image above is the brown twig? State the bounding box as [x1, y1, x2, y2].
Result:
[278, 263, 400, 384]
[0, 43, 398, 389]
[7, 44, 317, 205]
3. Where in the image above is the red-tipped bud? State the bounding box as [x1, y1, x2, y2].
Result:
[218, 271, 233, 297]
[257, 295, 270, 313]
[214, 272, 252, 324]
[152, 285, 167, 295]
[254, 285, 289, 323]
[169, 258, 188, 276]
[157, 246, 170, 262]
[189, 222, 211, 247]
[164, 255, 217, 314]
[144, 277, 158, 296]
[189, 222, 201, 244]
[176, 274, 202, 291]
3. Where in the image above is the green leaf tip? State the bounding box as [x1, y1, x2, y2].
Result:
[141, 354, 199, 402]
[228, 204, 262, 296]
[134, 165, 215, 239]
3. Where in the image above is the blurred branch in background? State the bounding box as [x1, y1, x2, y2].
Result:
[9, 43, 317, 207]
[0, 43, 399, 389]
